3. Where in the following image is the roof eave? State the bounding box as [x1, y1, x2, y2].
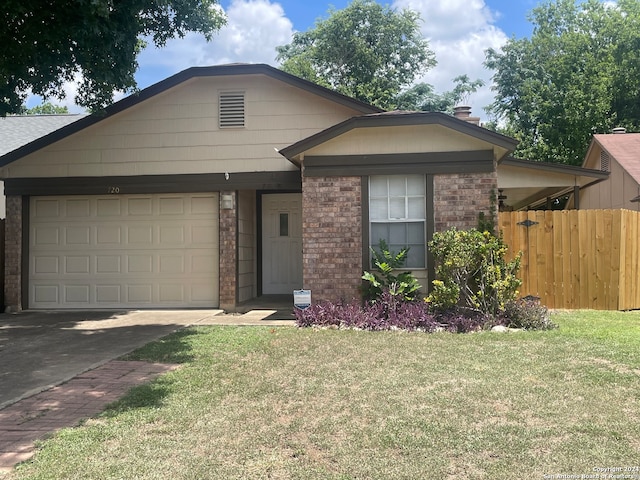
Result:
[0, 64, 382, 168]
[501, 156, 609, 179]
[279, 112, 518, 161]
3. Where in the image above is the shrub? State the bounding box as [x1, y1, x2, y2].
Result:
[427, 228, 521, 317]
[500, 298, 558, 330]
[361, 240, 421, 301]
[295, 290, 489, 333]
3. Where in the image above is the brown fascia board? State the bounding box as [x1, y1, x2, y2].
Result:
[279, 112, 518, 164]
[0, 63, 382, 168]
[502, 156, 609, 179]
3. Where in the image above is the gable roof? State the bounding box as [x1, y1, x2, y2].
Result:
[0, 63, 382, 168]
[279, 111, 518, 163]
[590, 133, 640, 184]
[0, 114, 86, 157]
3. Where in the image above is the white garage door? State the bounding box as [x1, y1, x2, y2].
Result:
[29, 194, 219, 309]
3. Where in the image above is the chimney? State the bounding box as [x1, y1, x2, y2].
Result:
[612, 127, 627, 134]
[453, 105, 480, 126]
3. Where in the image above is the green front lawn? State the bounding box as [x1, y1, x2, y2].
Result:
[7, 311, 640, 479]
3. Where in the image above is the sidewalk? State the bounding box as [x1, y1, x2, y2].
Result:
[0, 360, 179, 472]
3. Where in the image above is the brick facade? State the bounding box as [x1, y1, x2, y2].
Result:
[433, 171, 498, 232]
[4, 195, 22, 312]
[219, 191, 237, 310]
[302, 176, 363, 302]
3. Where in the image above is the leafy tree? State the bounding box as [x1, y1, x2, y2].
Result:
[21, 102, 70, 115]
[395, 75, 484, 113]
[1, 0, 226, 116]
[276, 0, 436, 110]
[485, 0, 640, 165]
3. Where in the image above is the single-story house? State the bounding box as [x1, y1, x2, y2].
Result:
[0, 63, 598, 312]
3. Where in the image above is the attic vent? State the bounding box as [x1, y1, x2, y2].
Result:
[219, 92, 245, 128]
[600, 151, 610, 172]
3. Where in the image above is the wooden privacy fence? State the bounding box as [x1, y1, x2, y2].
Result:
[498, 209, 640, 311]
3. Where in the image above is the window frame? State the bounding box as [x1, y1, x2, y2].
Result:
[368, 174, 427, 269]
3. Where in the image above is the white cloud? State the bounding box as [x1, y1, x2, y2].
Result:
[25, 0, 509, 121]
[393, 0, 508, 120]
[26, 0, 294, 111]
[137, 0, 294, 73]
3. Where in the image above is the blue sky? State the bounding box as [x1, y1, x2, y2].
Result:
[36, 0, 545, 120]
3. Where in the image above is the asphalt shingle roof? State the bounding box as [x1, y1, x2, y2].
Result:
[0, 114, 86, 157]
[593, 133, 640, 184]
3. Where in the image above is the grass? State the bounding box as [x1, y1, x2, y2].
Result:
[6, 310, 640, 479]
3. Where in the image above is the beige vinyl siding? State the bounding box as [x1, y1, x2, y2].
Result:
[238, 190, 257, 303]
[304, 124, 492, 157]
[580, 158, 640, 210]
[3, 75, 362, 179]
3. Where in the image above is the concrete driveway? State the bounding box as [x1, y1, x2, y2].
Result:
[0, 309, 293, 408]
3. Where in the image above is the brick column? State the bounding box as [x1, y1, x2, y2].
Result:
[219, 191, 237, 311]
[302, 176, 362, 302]
[4, 195, 23, 312]
[433, 171, 498, 232]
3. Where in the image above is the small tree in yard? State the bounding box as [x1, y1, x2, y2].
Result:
[427, 228, 521, 318]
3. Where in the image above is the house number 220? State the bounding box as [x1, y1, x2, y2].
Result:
[108, 186, 121, 194]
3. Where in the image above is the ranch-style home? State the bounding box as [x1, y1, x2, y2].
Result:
[1, 63, 527, 312]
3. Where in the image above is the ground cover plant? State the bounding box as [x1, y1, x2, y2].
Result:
[5, 310, 640, 480]
[348, 229, 538, 333]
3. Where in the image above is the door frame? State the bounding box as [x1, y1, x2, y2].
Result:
[256, 190, 302, 296]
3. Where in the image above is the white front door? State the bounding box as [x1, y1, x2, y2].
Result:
[262, 193, 302, 294]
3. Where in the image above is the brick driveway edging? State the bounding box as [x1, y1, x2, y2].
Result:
[0, 360, 178, 472]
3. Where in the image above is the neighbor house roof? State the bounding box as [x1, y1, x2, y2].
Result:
[0, 63, 382, 168]
[0, 114, 86, 157]
[590, 133, 640, 184]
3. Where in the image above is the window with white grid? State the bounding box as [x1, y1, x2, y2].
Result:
[369, 175, 426, 268]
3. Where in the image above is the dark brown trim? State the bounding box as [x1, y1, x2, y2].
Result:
[303, 151, 494, 177]
[501, 156, 609, 179]
[361, 176, 370, 272]
[0, 64, 381, 168]
[425, 175, 435, 293]
[280, 112, 518, 161]
[361, 174, 435, 293]
[256, 193, 264, 296]
[21, 196, 29, 311]
[4, 172, 302, 196]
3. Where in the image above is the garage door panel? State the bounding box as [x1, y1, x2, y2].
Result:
[66, 256, 90, 274]
[34, 227, 59, 245]
[96, 285, 121, 303]
[66, 226, 90, 245]
[97, 198, 121, 216]
[30, 194, 219, 309]
[33, 199, 59, 218]
[34, 256, 59, 274]
[159, 197, 184, 215]
[34, 285, 59, 304]
[66, 198, 91, 216]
